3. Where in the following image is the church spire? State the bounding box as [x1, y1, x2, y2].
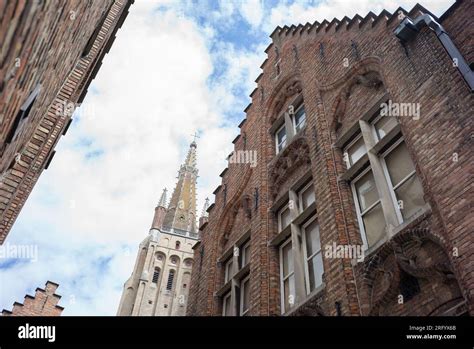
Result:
[150, 188, 168, 231]
[158, 188, 167, 207]
[162, 141, 199, 234]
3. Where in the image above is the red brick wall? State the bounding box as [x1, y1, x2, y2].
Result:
[1, 281, 63, 316]
[187, 0, 472, 316]
[0, 0, 133, 243]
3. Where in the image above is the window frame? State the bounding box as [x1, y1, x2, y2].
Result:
[350, 166, 383, 250]
[292, 104, 306, 133]
[343, 133, 367, 168]
[152, 267, 161, 284]
[222, 292, 232, 316]
[279, 237, 294, 314]
[224, 257, 233, 283]
[380, 138, 421, 224]
[239, 274, 250, 316]
[275, 123, 287, 154]
[277, 203, 291, 233]
[166, 269, 175, 291]
[298, 181, 315, 212]
[301, 215, 323, 294]
[240, 240, 250, 268]
[371, 113, 398, 141]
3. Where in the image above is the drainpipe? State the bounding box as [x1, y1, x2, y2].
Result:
[394, 14, 474, 91]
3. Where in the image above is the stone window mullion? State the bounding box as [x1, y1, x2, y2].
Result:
[288, 190, 306, 305]
[284, 112, 295, 141]
[359, 120, 399, 235]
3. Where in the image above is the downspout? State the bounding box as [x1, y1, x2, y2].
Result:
[394, 14, 474, 91]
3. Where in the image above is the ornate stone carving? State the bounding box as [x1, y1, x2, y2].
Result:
[269, 136, 310, 199]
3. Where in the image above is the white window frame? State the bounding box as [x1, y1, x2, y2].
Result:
[240, 240, 250, 268]
[277, 203, 291, 232]
[343, 133, 367, 168]
[371, 113, 397, 141]
[298, 181, 315, 212]
[224, 258, 233, 283]
[292, 104, 306, 133]
[239, 275, 250, 316]
[350, 166, 382, 250]
[279, 238, 294, 314]
[222, 292, 232, 316]
[275, 123, 287, 154]
[301, 215, 322, 294]
[380, 138, 419, 224]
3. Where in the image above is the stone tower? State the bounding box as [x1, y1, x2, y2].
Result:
[117, 141, 201, 316]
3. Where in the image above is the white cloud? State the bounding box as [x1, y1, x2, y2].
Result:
[0, 0, 244, 315]
[0, 0, 457, 316]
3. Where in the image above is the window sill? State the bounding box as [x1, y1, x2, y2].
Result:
[389, 203, 432, 237]
[215, 280, 232, 297]
[362, 203, 432, 261]
[339, 153, 370, 182]
[283, 283, 326, 316]
[369, 124, 401, 155]
[269, 224, 291, 247]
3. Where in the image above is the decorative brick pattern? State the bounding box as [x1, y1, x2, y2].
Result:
[1, 281, 63, 316]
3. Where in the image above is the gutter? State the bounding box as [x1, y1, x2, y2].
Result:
[394, 14, 474, 91]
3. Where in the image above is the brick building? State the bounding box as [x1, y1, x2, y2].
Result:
[187, 0, 473, 316]
[0, 0, 133, 243]
[1, 281, 63, 316]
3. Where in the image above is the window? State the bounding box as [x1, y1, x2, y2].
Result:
[240, 240, 250, 268]
[343, 113, 426, 252]
[152, 268, 161, 284]
[273, 101, 306, 154]
[175, 241, 181, 250]
[5, 84, 40, 144]
[166, 270, 175, 291]
[222, 292, 232, 316]
[280, 238, 295, 313]
[344, 134, 367, 168]
[273, 178, 320, 314]
[219, 237, 251, 316]
[278, 204, 292, 232]
[275, 124, 287, 154]
[293, 105, 306, 132]
[224, 258, 233, 283]
[298, 181, 316, 211]
[352, 169, 385, 247]
[239, 275, 250, 316]
[302, 217, 323, 292]
[372, 114, 398, 141]
[382, 140, 426, 221]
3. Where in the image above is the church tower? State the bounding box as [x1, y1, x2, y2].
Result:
[117, 141, 202, 316]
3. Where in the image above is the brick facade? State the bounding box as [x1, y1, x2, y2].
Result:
[187, 0, 473, 316]
[0, 0, 133, 243]
[1, 281, 63, 316]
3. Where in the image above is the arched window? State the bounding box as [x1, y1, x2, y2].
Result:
[152, 267, 161, 283]
[175, 241, 181, 250]
[166, 270, 175, 290]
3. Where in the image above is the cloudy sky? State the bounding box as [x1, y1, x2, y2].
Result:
[0, 0, 454, 315]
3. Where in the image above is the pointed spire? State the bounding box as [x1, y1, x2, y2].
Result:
[158, 188, 167, 207]
[162, 140, 199, 234]
[201, 197, 210, 218]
